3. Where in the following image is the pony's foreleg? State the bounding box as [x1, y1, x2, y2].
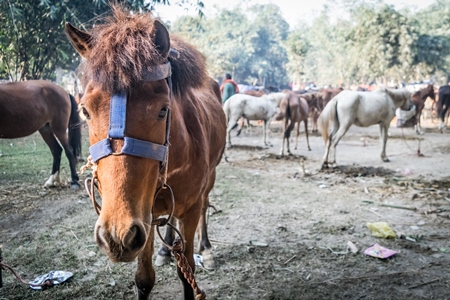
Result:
[135, 228, 156, 300]
[379, 123, 390, 162]
[415, 111, 423, 135]
[178, 207, 201, 300]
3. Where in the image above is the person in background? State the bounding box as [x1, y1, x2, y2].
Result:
[220, 73, 239, 104]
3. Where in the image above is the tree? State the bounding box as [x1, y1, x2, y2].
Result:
[0, 0, 203, 81]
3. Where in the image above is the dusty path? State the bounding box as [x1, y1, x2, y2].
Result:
[1, 121, 450, 299]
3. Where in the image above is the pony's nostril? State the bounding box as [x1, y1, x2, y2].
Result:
[124, 224, 146, 250]
[95, 225, 108, 250]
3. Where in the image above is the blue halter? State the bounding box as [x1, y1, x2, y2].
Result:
[89, 61, 172, 164]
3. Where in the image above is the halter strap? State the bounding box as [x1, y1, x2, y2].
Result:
[89, 62, 172, 163]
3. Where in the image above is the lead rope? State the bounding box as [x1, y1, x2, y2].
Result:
[81, 149, 206, 299]
[0, 245, 53, 289]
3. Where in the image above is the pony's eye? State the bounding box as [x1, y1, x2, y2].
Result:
[81, 107, 90, 120]
[158, 107, 168, 120]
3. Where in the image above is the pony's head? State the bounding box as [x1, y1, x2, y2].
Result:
[427, 84, 436, 101]
[65, 6, 174, 262]
[385, 88, 412, 111]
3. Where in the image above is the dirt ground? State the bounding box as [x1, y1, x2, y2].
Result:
[1, 119, 450, 300]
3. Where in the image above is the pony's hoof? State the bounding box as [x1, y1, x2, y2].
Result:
[226, 143, 232, 149]
[382, 158, 390, 162]
[201, 249, 216, 270]
[70, 182, 81, 190]
[154, 254, 172, 266]
[236, 129, 242, 136]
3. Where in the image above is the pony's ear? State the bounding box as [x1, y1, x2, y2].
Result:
[152, 20, 170, 59]
[65, 22, 92, 59]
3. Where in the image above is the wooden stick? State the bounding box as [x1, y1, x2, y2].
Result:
[408, 278, 440, 289]
[284, 255, 297, 265]
[379, 203, 417, 211]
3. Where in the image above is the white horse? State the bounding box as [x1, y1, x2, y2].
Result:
[318, 88, 412, 169]
[223, 93, 281, 148]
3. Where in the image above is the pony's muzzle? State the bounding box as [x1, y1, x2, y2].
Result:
[95, 219, 147, 262]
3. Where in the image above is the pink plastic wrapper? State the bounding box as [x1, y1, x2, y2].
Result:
[364, 243, 397, 259]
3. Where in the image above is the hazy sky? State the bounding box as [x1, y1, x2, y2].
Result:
[153, 0, 432, 28]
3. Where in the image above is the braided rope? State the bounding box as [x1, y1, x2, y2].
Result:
[172, 238, 206, 300]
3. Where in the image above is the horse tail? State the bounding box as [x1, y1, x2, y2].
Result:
[283, 97, 292, 138]
[68, 94, 82, 159]
[318, 98, 338, 143]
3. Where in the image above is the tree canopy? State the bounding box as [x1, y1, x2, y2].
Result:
[1, 0, 450, 88]
[0, 0, 200, 81]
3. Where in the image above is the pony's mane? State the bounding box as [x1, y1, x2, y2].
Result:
[80, 5, 209, 95]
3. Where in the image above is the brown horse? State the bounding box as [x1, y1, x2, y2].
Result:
[301, 91, 320, 132]
[411, 84, 435, 134]
[65, 5, 226, 300]
[0, 80, 81, 189]
[275, 91, 311, 155]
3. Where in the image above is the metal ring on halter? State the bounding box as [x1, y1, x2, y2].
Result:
[85, 177, 101, 215]
[151, 184, 175, 227]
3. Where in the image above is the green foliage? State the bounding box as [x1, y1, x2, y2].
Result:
[1, 0, 450, 87]
[171, 4, 290, 87]
[0, 0, 202, 81]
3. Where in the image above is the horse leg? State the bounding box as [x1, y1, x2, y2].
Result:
[321, 130, 334, 170]
[236, 117, 245, 136]
[294, 121, 299, 150]
[279, 118, 286, 156]
[154, 217, 176, 266]
[304, 120, 311, 151]
[52, 127, 80, 189]
[135, 228, 156, 300]
[439, 105, 449, 133]
[329, 123, 352, 168]
[313, 110, 319, 132]
[178, 207, 202, 300]
[379, 123, 390, 162]
[415, 106, 423, 135]
[38, 125, 63, 187]
[226, 116, 239, 148]
[196, 196, 215, 270]
[263, 120, 268, 146]
[285, 121, 296, 155]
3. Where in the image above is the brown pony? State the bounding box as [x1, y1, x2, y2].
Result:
[0, 80, 81, 189]
[411, 84, 435, 134]
[300, 91, 320, 132]
[244, 90, 266, 97]
[275, 91, 311, 155]
[65, 5, 226, 300]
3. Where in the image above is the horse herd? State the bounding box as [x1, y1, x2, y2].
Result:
[223, 84, 440, 169]
[0, 6, 449, 300]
